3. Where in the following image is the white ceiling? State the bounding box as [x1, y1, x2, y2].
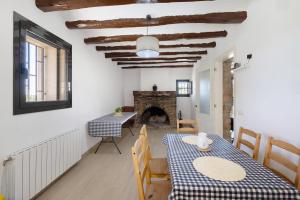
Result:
[52, 0, 252, 67]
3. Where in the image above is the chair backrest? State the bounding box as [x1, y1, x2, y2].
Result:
[263, 137, 300, 189]
[131, 135, 149, 200]
[177, 119, 198, 134]
[236, 127, 261, 160]
[122, 106, 134, 112]
[140, 124, 148, 138]
[140, 124, 152, 160]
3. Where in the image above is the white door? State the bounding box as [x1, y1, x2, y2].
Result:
[195, 67, 214, 133]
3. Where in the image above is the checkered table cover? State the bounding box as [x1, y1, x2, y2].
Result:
[88, 112, 136, 137]
[163, 134, 300, 200]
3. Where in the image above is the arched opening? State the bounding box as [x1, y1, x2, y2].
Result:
[141, 106, 170, 127]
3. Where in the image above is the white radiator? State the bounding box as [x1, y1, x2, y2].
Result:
[1, 129, 82, 200]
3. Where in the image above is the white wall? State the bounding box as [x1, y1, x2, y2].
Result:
[122, 69, 141, 106]
[0, 0, 123, 158]
[192, 0, 300, 163]
[122, 68, 193, 119]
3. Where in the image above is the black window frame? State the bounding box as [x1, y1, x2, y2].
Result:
[13, 12, 72, 115]
[176, 80, 193, 97]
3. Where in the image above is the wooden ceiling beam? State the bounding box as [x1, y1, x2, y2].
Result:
[85, 31, 227, 44]
[105, 50, 207, 58]
[36, 0, 214, 12]
[117, 60, 196, 65]
[96, 42, 216, 51]
[66, 12, 247, 29]
[122, 64, 194, 69]
[112, 56, 202, 61]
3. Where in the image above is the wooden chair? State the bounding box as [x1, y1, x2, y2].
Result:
[177, 119, 198, 134]
[263, 137, 300, 189]
[140, 125, 170, 182]
[236, 127, 261, 160]
[131, 135, 171, 200]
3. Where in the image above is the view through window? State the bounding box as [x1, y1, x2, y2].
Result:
[176, 80, 192, 97]
[25, 34, 68, 102]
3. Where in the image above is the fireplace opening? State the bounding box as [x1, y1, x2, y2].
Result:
[141, 106, 170, 128]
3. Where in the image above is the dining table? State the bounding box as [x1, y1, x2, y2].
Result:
[88, 112, 137, 154]
[163, 133, 300, 200]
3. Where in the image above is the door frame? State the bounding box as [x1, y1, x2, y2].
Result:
[213, 47, 236, 138]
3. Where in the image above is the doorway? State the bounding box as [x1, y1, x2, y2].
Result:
[197, 67, 213, 133]
[222, 58, 234, 142]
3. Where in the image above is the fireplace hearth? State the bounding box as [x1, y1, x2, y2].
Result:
[141, 106, 170, 128]
[133, 91, 177, 128]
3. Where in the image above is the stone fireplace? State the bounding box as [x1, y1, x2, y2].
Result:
[133, 91, 177, 127]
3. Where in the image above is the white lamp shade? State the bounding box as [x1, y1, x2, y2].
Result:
[136, 36, 159, 58]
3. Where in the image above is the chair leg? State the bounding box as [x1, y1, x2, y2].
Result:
[112, 137, 122, 154]
[146, 171, 151, 186]
[128, 127, 134, 136]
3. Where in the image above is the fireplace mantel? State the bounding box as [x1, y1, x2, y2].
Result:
[133, 91, 176, 98]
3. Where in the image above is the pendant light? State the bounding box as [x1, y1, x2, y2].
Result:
[136, 15, 160, 58]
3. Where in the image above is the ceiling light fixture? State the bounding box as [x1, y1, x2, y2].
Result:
[136, 15, 159, 58]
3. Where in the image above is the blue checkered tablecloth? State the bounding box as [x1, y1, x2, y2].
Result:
[163, 133, 300, 200]
[88, 112, 136, 137]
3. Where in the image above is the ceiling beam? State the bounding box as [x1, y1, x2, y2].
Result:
[96, 42, 216, 51]
[105, 50, 207, 58]
[112, 56, 202, 61]
[117, 60, 196, 65]
[122, 64, 194, 69]
[36, 0, 214, 12]
[84, 31, 227, 44]
[66, 12, 247, 29]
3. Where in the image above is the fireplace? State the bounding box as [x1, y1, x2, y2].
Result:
[141, 106, 170, 127]
[133, 91, 177, 127]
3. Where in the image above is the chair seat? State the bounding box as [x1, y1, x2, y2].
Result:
[149, 158, 169, 176]
[178, 127, 197, 134]
[145, 180, 171, 200]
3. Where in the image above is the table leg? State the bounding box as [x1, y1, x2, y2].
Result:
[95, 139, 103, 154]
[112, 137, 122, 154]
[94, 137, 122, 154]
[128, 127, 134, 136]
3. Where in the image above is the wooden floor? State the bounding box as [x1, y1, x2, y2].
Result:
[36, 128, 172, 200]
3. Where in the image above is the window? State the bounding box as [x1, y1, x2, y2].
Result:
[25, 35, 68, 102]
[13, 12, 72, 115]
[176, 80, 192, 97]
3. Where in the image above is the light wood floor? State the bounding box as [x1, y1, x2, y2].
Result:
[36, 128, 172, 200]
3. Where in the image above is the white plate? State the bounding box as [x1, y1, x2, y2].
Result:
[182, 135, 213, 145]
